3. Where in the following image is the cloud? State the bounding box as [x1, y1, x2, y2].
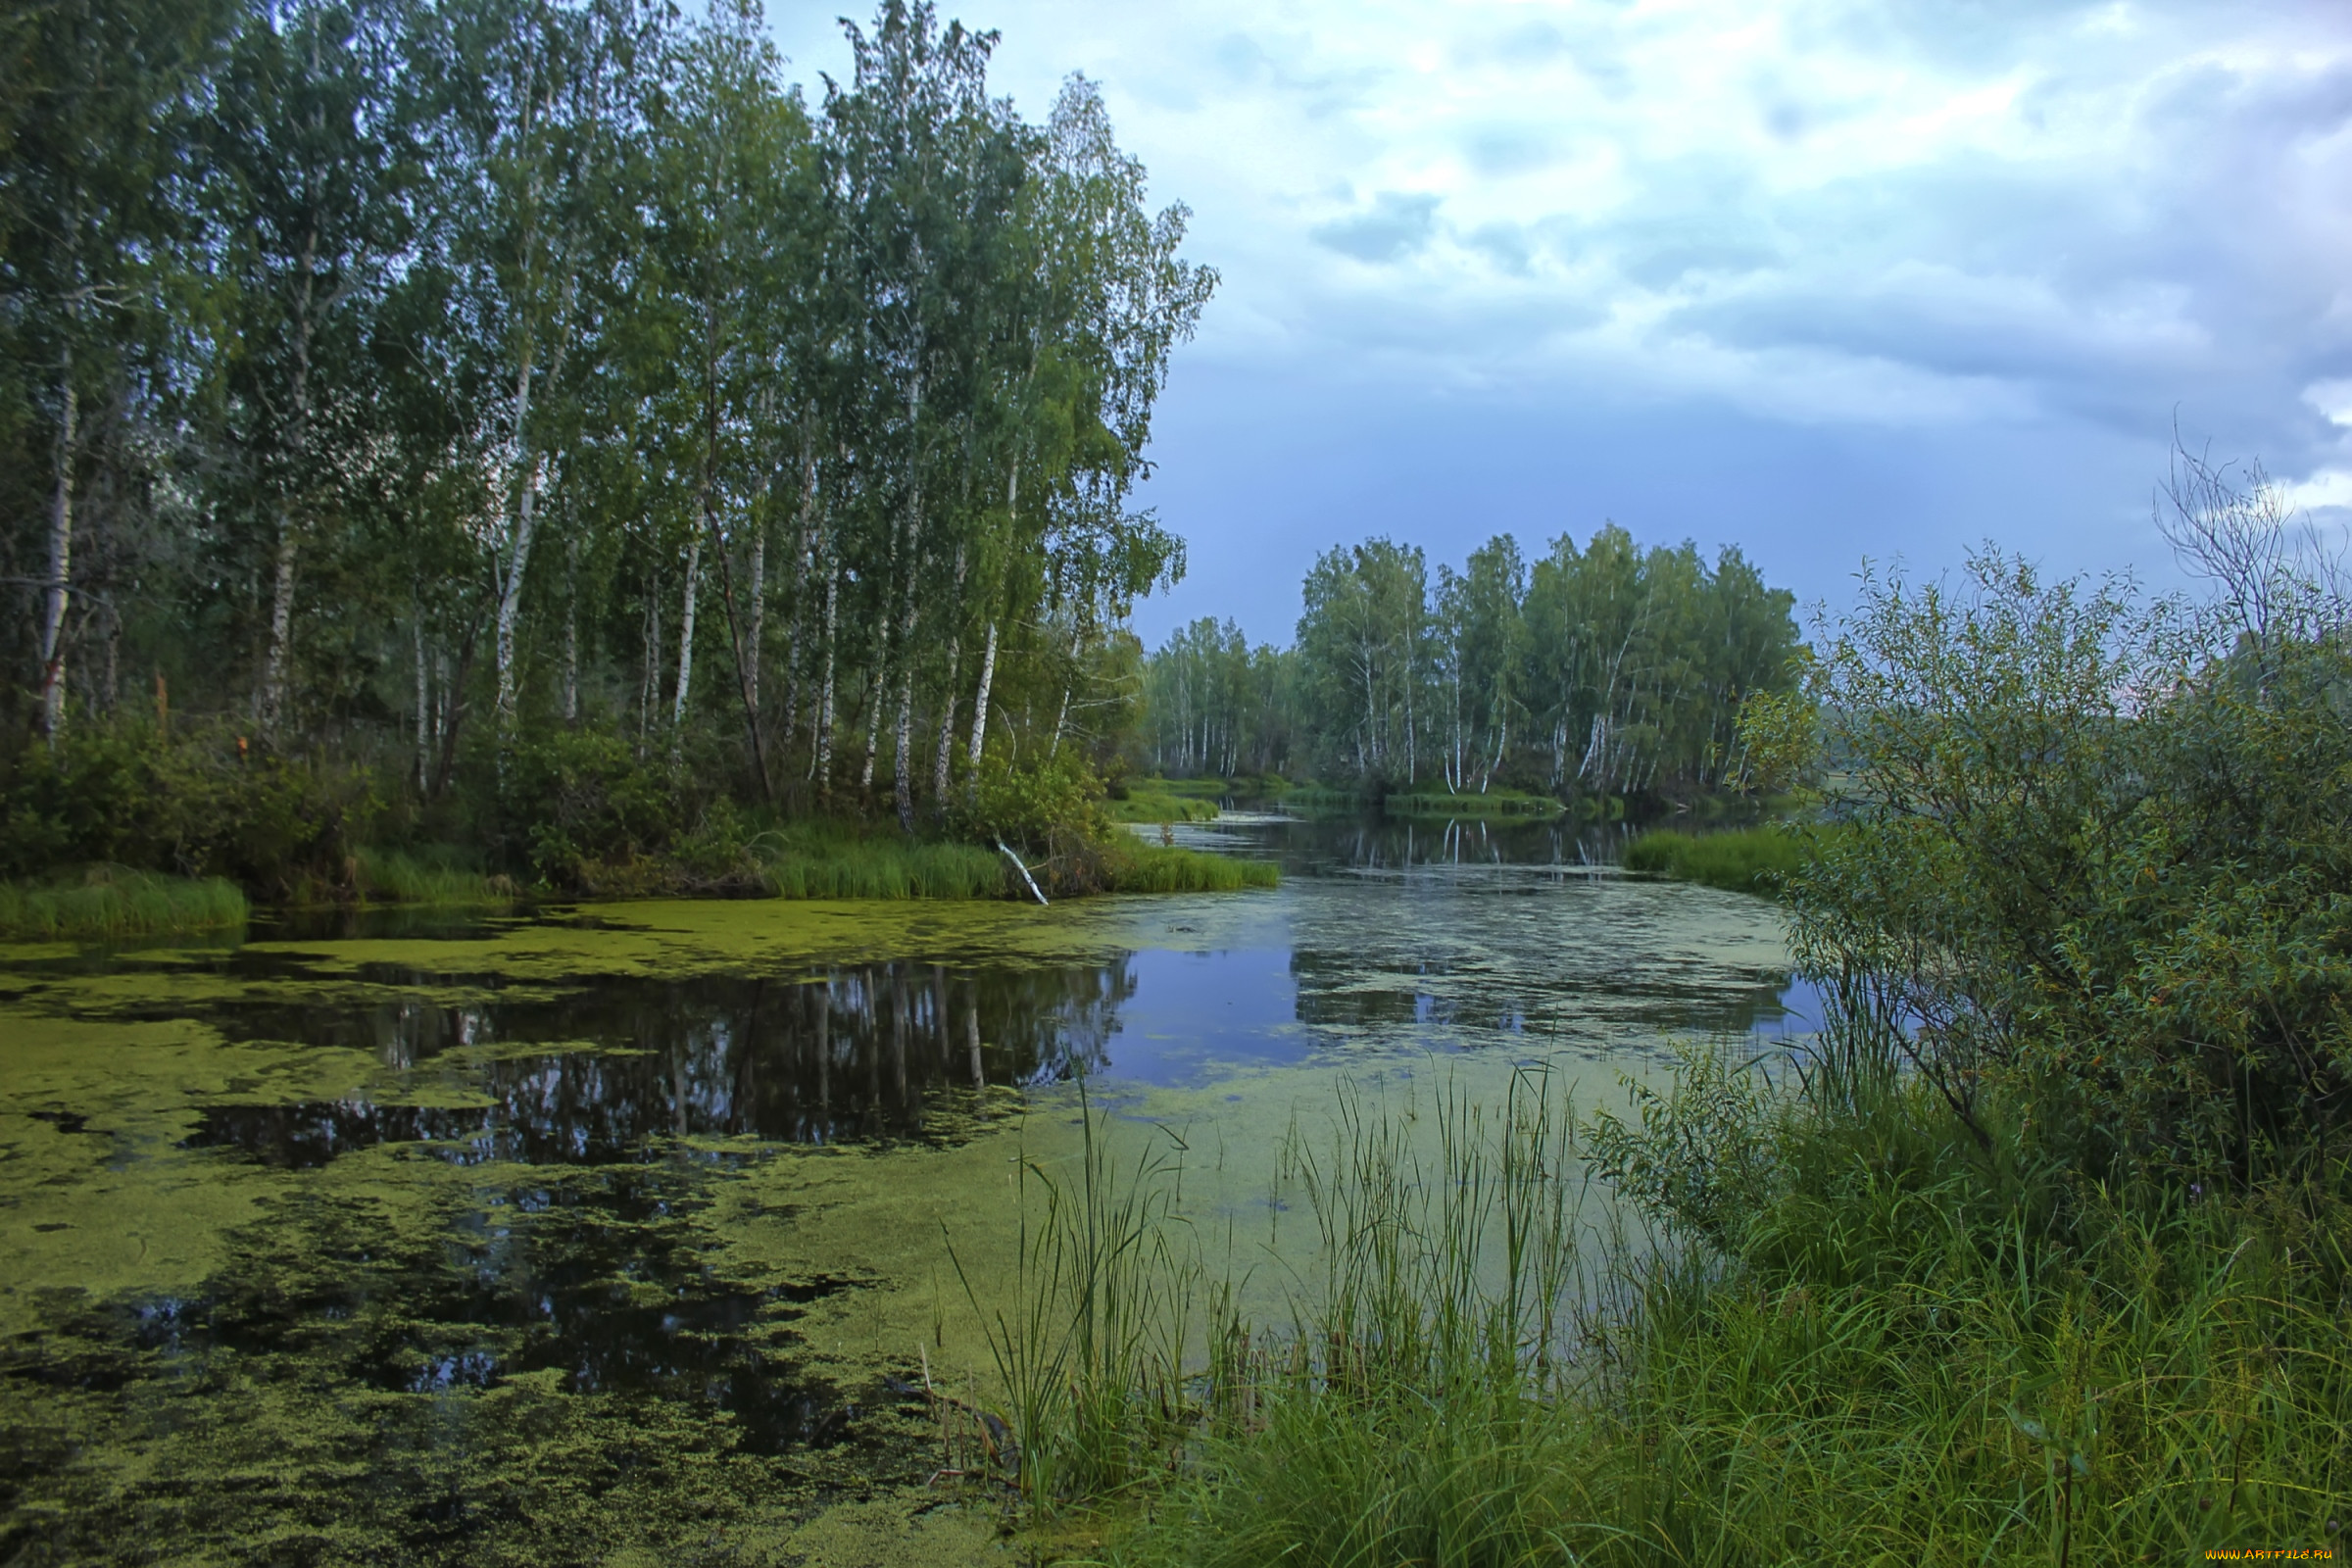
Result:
[1309, 191, 1441, 263]
[765, 0, 2352, 639]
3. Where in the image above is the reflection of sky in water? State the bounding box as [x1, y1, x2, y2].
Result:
[1105, 946, 1308, 1085]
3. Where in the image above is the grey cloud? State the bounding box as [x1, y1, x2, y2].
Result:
[1311, 192, 1441, 263]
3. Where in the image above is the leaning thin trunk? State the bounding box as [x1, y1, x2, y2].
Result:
[1049, 639, 1081, 758]
[966, 499, 1017, 774]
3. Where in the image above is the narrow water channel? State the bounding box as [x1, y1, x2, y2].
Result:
[0, 816, 1801, 1564]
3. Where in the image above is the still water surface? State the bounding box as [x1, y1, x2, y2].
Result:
[0, 815, 1801, 1563]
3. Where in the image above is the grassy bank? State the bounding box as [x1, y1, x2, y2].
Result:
[752, 824, 1010, 900]
[1106, 790, 1219, 825]
[1624, 823, 1809, 895]
[958, 1060, 2351, 1565]
[0, 868, 248, 940]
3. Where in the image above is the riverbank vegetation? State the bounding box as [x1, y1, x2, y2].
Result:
[2, 0, 1222, 908]
[1623, 823, 1809, 894]
[1140, 528, 1804, 807]
[962, 463, 2352, 1560]
[0, 868, 248, 941]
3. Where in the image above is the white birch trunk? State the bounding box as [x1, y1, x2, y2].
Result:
[814, 558, 838, 787]
[966, 617, 998, 770]
[494, 345, 538, 724]
[259, 233, 318, 741]
[672, 533, 701, 731]
[38, 360, 74, 741]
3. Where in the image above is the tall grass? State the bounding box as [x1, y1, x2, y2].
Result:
[1623, 823, 1809, 895]
[351, 847, 513, 906]
[958, 1053, 2352, 1563]
[1103, 844, 1278, 894]
[947, 1081, 1205, 1507]
[752, 826, 1009, 900]
[0, 867, 248, 940]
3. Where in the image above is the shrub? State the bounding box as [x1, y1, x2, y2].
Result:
[1773, 537, 2352, 1183]
[0, 719, 376, 894]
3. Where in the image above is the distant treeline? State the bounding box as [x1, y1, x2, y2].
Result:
[1142, 525, 1803, 798]
[4, 0, 1206, 830]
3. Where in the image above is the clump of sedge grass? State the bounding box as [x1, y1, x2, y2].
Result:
[1103, 844, 1277, 894]
[352, 847, 513, 906]
[0, 866, 248, 940]
[1624, 823, 1810, 895]
[753, 823, 1009, 900]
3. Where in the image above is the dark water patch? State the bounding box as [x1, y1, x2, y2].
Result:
[172, 961, 1139, 1166]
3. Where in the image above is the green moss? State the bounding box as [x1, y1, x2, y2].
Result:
[0, 867, 247, 940]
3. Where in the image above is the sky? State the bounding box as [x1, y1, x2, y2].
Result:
[766, 0, 2352, 649]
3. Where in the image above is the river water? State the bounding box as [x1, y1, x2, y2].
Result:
[0, 815, 1801, 1564]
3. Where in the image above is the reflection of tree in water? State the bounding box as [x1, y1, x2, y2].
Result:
[188, 956, 1137, 1168]
[1279, 816, 1635, 875]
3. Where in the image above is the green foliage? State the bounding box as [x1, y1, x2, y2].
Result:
[953, 747, 1116, 858]
[6, 0, 1211, 856]
[1785, 523, 2352, 1181]
[1623, 824, 1811, 895]
[1191, 526, 1801, 801]
[0, 867, 247, 940]
[492, 726, 705, 892]
[0, 719, 376, 894]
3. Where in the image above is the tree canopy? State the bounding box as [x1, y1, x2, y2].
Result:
[2, 0, 1210, 836]
[1142, 526, 1803, 800]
